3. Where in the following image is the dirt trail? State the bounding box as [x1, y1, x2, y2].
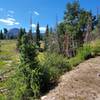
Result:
[41, 56, 100, 100]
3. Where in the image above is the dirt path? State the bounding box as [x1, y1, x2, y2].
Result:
[41, 56, 100, 100]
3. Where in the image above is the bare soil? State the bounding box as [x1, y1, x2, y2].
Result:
[41, 56, 100, 100]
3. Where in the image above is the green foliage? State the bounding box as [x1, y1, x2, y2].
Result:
[7, 72, 26, 100]
[68, 40, 100, 67]
[0, 30, 4, 39]
[0, 40, 1, 52]
[77, 44, 92, 60]
[45, 24, 49, 50]
[45, 24, 49, 37]
[3, 28, 8, 39]
[69, 44, 92, 67]
[0, 94, 7, 100]
[8, 34, 40, 99]
[38, 53, 71, 93]
[19, 35, 39, 98]
[36, 23, 41, 47]
[57, 22, 66, 53]
[3, 39, 100, 99]
[57, 1, 97, 57]
[17, 28, 26, 50]
[91, 40, 100, 56]
[2, 1, 100, 99]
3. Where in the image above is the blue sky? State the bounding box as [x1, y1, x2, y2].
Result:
[0, 0, 100, 32]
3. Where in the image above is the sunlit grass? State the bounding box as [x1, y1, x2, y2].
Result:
[0, 40, 19, 98]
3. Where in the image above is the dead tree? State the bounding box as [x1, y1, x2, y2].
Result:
[84, 15, 92, 43]
[63, 33, 76, 58]
[63, 32, 68, 56]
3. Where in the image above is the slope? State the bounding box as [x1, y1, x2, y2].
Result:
[41, 56, 100, 100]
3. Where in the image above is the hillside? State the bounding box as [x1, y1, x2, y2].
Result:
[41, 56, 100, 100]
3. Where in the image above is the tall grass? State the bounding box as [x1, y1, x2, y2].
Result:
[69, 39, 100, 67]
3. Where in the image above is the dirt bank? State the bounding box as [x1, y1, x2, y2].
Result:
[41, 57, 100, 100]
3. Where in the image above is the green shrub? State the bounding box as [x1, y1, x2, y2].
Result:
[38, 53, 71, 93]
[7, 39, 100, 99]
[68, 56, 82, 67]
[69, 40, 100, 67]
[91, 40, 100, 56]
[77, 44, 93, 60]
[47, 53, 71, 71]
[69, 44, 93, 67]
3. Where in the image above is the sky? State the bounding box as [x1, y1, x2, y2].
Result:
[0, 0, 100, 32]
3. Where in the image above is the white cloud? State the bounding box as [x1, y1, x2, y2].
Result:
[31, 24, 46, 33]
[40, 27, 46, 33]
[15, 22, 20, 25]
[32, 24, 36, 28]
[7, 18, 15, 21]
[34, 11, 39, 16]
[0, 17, 20, 26]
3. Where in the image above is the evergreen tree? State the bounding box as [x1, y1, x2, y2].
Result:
[97, 15, 100, 30]
[28, 28, 33, 41]
[36, 22, 41, 47]
[49, 27, 53, 34]
[45, 24, 49, 49]
[0, 40, 1, 52]
[0, 30, 4, 39]
[94, 15, 100, 39]
[17, 28, 26, 50]
[3, 28, 8, 39]
[45, 24, 49, 37]
[8, 34, 40, 99]
[58, 0, 96, 57]
[19, 34, 39, 99]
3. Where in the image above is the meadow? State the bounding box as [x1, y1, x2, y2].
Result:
[0, 39, 100, 99]
[0, 40, 19, 99]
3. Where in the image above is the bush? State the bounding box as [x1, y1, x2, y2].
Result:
[8, 39, 100, 99]
[91, 40, 100, 56]
[69, 40, 100, 67]
[37, 53, 71, 94]
[68, 44, 92, 67]
[68, 56, 82, 67]
[44, 53, 71, 75]
[77, 44, 93, 60]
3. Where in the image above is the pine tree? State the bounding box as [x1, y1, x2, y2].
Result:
[3, 28, 8, 39]
[36, 22, 41, 47]
[28, 28, 33, 41]
[19, 34, 40, 99]
[0, 40, 1, 52]
[8, 34, 40, 99]
[59, 0, 96, 57]
[45, 24, 49, 50]
[17, 28, 26, 50]
[45, 24, 49, 37]
[0, 30, 4, 39]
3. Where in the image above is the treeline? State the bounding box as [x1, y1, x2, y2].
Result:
[6, 1, 100, 100]
[16, 1, 100, 58]
[0, 28, 8, 39]
[44, 1, 100, 57]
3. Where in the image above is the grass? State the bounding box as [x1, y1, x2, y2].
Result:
[0, 40, 19, 99]
[68, 39, 100, 67]
[0, 39, 100, 99]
